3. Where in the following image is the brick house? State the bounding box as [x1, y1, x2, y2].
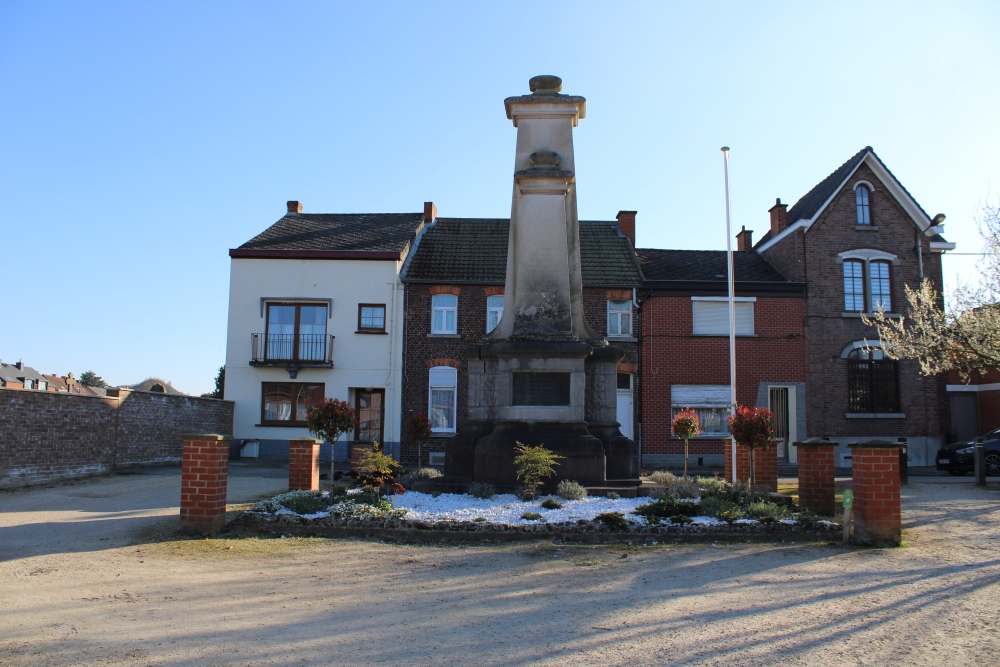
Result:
[399, 211, 643, 468]
[635, 248, 807, 469]
[224, 201, 429, 462]
[755, 146, 955, 465]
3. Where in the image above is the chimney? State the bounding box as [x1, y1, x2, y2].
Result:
[736, 225, 753, 251]
[423, 201, 437, 222]
[286, 200, 303, 215]
[15, 360, 23, 370]
[769, 198, 788, 237]
[616, 210, 637, 246]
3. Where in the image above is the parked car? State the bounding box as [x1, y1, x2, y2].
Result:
[936, 428, 1000, 476]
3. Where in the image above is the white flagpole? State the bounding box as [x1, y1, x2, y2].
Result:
[721, 147, 738, 484]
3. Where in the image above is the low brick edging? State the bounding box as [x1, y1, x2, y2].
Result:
[180, 434, 231, 534]
[230, 512, 841, 545]
[849, 439, 903, 546]
[794, 437, 837, 516]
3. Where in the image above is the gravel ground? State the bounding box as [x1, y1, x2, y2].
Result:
[1, 469, 998, 666]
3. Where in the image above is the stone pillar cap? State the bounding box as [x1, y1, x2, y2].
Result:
[792, 437, 837, 447]
[180, 433, 232, 441]
[288, 437, 323, 445]
[847, 439, 904, 449]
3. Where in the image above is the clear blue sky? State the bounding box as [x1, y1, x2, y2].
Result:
[2, 1, 998, 395]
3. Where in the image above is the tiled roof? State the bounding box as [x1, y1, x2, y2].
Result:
[236, 213, 425, 253]
[403, 218, 642, 287]
[636, 249, 792, 283]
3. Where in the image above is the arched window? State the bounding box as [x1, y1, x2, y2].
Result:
[856, 185, 871, 225]
[869, 260, 892, 311]
[847, 347, 899, 413]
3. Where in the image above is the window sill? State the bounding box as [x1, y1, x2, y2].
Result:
[256, 423, 310, 428]
[356, 330, 388, 335]
[844, 413, 906, 419]
[692, 333, 756, 338]
[427, 333, 461, 339]
[855, 225, 880, 231]
[841, 312, 901, 319]
[430, 431, 456, 437]
[607, 336, 638, 343]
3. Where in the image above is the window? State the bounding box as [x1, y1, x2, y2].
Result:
[869, 261, 891, 311]
[265, 303, 328, 361]
[843, 260, 865, 311]
[355, 389, 385, 443]
[261, 382, 324, 425]
[691, 298, 754, 335]
[358, 304, 386, 332]
[432, 294, 458, 334]
[428, 366, 457, 432]
[856, 185, 871, 225]
[486, 295, 504, 333]
[670, 385, 732, 437]
[842, 258, 892, 312]
[847, 348, 899, 413]
[607, 300, 632, 337]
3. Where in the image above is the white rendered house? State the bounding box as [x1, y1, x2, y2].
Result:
[224, 200, 433, 462]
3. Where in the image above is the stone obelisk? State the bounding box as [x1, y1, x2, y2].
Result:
[449, 75, 639, 489]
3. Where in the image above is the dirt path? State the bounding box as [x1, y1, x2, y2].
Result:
[1, 474, 999, 666]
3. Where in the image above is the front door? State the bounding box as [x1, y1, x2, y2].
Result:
[616, 373, 633, 440]
[769, 387, 791, 462]
[355, 389, 385, 445]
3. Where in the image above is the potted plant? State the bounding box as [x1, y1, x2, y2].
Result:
[671, 407, 701, 477]
[305, 398, 358, 484]
[728, 405, 777, 491]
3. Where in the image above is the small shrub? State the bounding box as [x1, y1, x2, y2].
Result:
[698, 496, 738, 519]
[521, 512, 543, 521]
[468, 482, 496, 499]
[649, 471, 700, 500]
[746, 501, 790, 524]
[328, 499, 407, 520]
[718, 507, 745, 523]
[796, 508, 819, 524]
[398, 467, 443, 489]
[606, 491, 620, 500]
[356, 440, 401, 489]
[251, 490, 329, 515]
[649, 470, 674, 486]
[699, 478, 767, 506]
[670, 514, 693, 526]
[633, 498, 699, 525]
[329, 485, 349, 499]
[540, 497, 563, 510]
[514, 442, 564, 500]
[594, 512, 629, 530]
[556, 479, 587, 500]
[473, 517, 487, 522]
[351, 489, 383, 507]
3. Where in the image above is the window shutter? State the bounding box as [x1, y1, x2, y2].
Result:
[692, 301, 754, 335]
[429, 366, 457, 388]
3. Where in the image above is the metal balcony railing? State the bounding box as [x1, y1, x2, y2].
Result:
[250, 333, 334, 366]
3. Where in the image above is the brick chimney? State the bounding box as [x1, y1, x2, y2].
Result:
[769, 198, 788, 237]
[287, 200, 303, 215]
[736, 225, 753, 251]
[616, 210, 637, 246]
[423, 201, 437, 222]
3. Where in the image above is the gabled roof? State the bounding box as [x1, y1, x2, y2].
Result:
[0, 361, 47, 384]
[636, 249, 791, 283]
[125, 378, 187, 395]
[756, 146, 950, 251]
[231, 212, 425, 257]
[403, 218, 642, 287]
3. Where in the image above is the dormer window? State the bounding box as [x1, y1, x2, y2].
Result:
[855, 184, 871, 225]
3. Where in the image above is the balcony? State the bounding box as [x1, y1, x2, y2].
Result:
[250, 334, 334, 375]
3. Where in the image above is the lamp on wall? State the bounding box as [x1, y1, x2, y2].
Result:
[918, 213, 946, 280]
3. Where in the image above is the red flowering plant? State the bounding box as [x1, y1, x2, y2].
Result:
[405, 412, 433, 468]
[728, 405, 777, 491]
[671, 408, 701, 477]
[306, 398, 358, 484]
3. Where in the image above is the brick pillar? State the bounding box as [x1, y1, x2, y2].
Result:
[289, 438, 321, 491]
[848, 439, 903, 546]
[179, 434, 231, 534]
[724, 439, 778, 493]
[350, 442, 368, 471]
[793, 437, 837, 516]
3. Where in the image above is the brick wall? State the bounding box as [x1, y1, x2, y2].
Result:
[0, 387, 234, 488]
[401, 283, 638, 467]
[639, 295, 807, 462]
[766, 162, 947, 444]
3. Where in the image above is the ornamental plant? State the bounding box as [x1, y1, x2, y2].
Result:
[671, 407, 701, 477]
[513, 442, 564, 500]
[356, 439, 402, 493]
[405, 412, 433, 468]
[306, 398, 358, 483]
[728, 405, 777, 492]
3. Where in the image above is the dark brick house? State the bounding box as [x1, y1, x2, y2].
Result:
[399, 211, 643, 468]
[754, 146, 955, 466]
[636, 249, 807, 469]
